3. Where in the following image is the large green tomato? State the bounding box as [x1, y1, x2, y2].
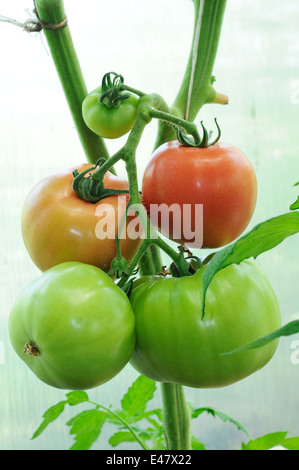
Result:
[9, 262, 135, 390]
[129, 260, 281, 388]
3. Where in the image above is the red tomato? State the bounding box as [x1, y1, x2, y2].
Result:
[22, 164, 141, 272]
[142, 141, 257, 248]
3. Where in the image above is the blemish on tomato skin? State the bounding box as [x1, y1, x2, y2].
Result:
[24, 341, 40, 357]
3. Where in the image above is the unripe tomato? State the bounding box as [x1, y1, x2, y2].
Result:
[129, 260, 281, 388]
[82, 86, 138, 139]
[21, 164, 141, 272]
[142, 141, 258, 249]
[9, 262, 135, 390]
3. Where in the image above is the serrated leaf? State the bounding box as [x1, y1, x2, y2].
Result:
[67, 409, 106, 450]
[138, 409, 163, 426]
[121, 375, 156, 418]
[281, 437, 299, 450]
[191, 407, 249, 437]
[105, 408, 128, 425]
[221, 319, 299, 356]
[70, 429, 104, 451]
[242, 431, 288, 450]
[66, 391, 89, 406]
[202, 212, 299, 316]
[31, 400, 67, 439]
[67, 409, 106, 434]
[109, 431, 136, 447]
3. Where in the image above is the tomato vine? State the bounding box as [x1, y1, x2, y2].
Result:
[4, 0, 299, 452]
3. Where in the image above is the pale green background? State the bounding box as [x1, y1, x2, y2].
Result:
[0, 0, 298, 450]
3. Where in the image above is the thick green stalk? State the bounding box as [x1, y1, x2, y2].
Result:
[34, 0, 110, 164]
[143, 244, 163, 274]
[151, 94, 178, 151]
[160, 383, 192, 450]
[172, 0, 227, 122]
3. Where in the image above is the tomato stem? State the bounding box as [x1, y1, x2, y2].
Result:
[160, 383, 192, 450]
[138, 244, 163, 276]
[150, 108, 200, 144]
[171, 0, 228, 122]
[34, 0, 110, 165]
[120, 83, 145, 98]
[117, 240, 151, 290]
[73, 93, 195, 278]
[88, 399, 149, 450]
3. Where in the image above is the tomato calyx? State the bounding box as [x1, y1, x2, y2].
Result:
[107, 256, 131, 278]
[169, 246, 203, 277]
[99, 72, 132, 109]
[24, 341, 40, 357]
[72, 158, 129, 203]
[178, 117, 221, 148]
[153, 246, 203, 279]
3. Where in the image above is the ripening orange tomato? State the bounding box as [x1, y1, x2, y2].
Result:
[22, 164, 141, 272]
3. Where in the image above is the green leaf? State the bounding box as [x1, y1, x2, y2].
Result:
[202, 212, 299, 315]
[105, 408, 126, 425]
[242, 431, 288, 450]
[141, 409, 164, 427]
[31, 400, 67, 439]
[290, 181, 299, 210]
[151, 437, 167, 450]
[221, 319, 299, 356]
[290, 196, 299, 210]
[192, 407, 249, 437]
[66, 390, 89, 406]
[67, 409, 106, 450]
[121, 375, 156, 419]
[281, 437, 299, 450]
[109, 431, 137, 447]
[191, 436, 206, 450]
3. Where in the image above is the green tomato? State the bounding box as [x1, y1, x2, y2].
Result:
[9, 262, 135, 390]
[129, 260, 281, 388]
[82, 86, 138, 139]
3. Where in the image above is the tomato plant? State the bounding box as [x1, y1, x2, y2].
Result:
[8, 262, 135, 390]
[129, 260, 281, 388]
[4, 0, 299, 452]
[21, 163, 141, 272]
[142, 140, 258, 249]
[82, 85, 138, 139]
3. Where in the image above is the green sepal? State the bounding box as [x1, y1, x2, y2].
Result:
[178, 118, 221, 148]
[108, 256, 131, 279]
[99, 72, 131, 109]
[72, 159, 130, 203]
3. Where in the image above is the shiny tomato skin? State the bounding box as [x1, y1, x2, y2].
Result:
[142, 141, 258, 248]
[8, 262, 135, 390]
[21, 164, 141, 272]
[82, 86, 138, 139]
[129, 260, 281, 388]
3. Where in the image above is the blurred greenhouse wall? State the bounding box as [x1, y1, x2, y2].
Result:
[0, 0, 298, 450]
